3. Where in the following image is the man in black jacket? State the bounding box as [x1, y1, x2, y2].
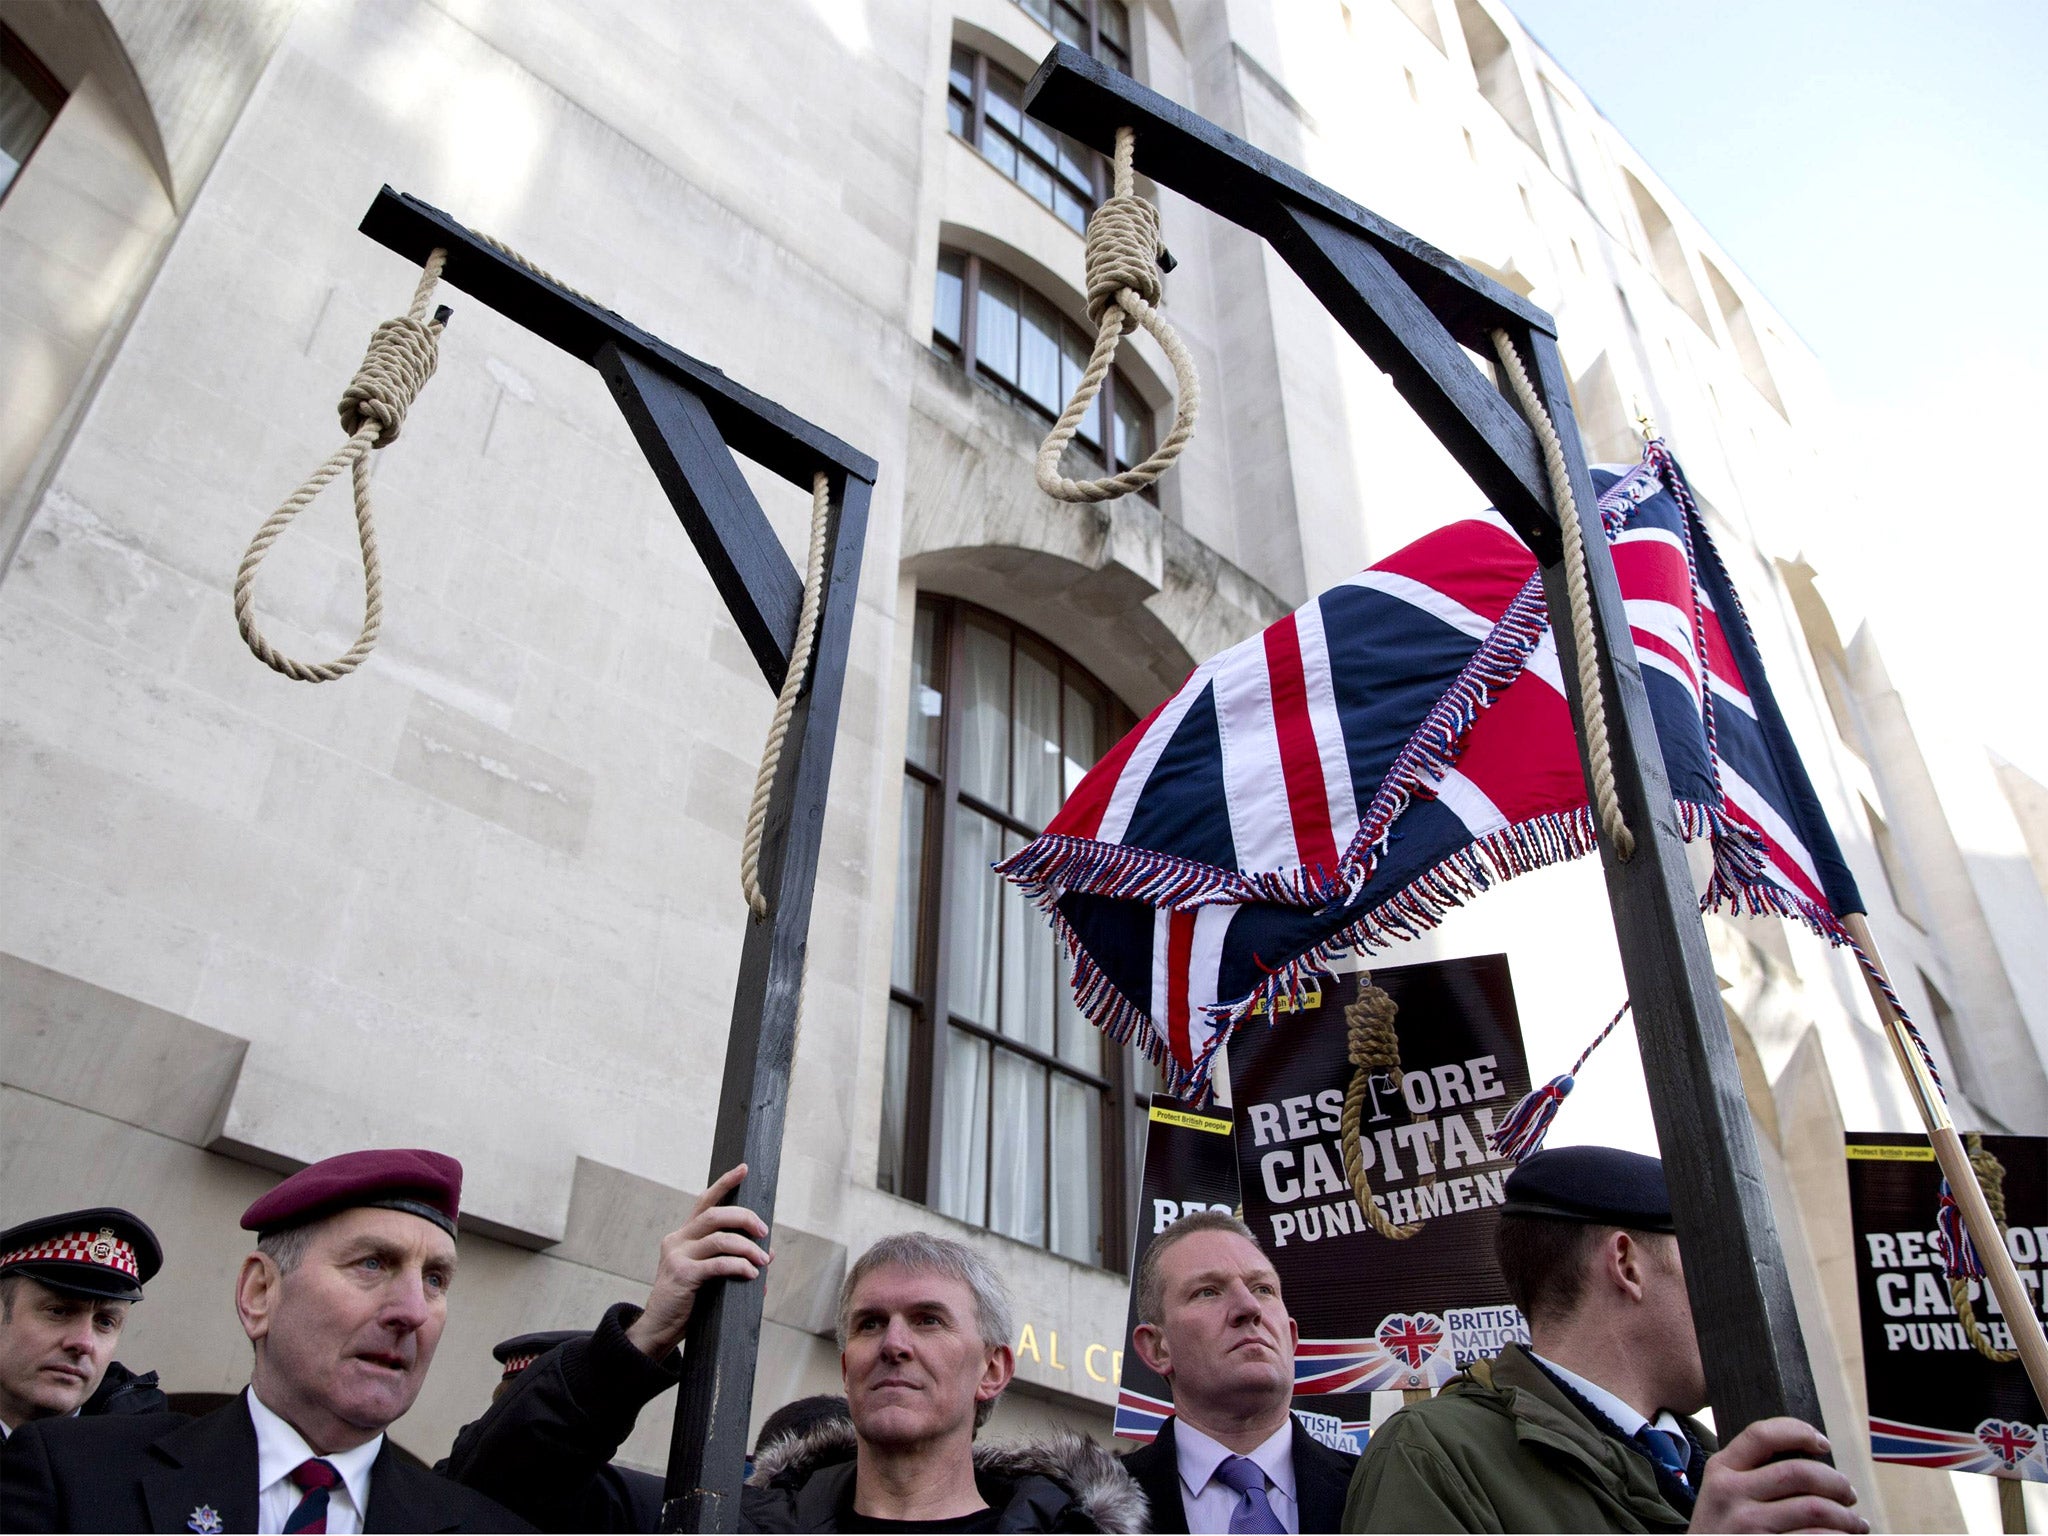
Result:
[1120, 1212, 1356, 1533]
[0, 1148, 527, 1532]
[442, 1162, 773, 1531]
[0, 1207, 166, 1438]
[741, 1231, 1143, 1532]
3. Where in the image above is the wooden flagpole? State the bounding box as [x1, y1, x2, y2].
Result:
[1841, 912, 2048, 1409]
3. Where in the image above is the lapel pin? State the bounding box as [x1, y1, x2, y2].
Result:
[186, 1506, 224, 1534]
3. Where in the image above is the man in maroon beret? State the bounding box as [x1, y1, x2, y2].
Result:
[0, 1148, 528, 1532]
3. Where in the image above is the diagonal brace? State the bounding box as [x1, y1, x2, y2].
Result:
[601, 344, 804, 689]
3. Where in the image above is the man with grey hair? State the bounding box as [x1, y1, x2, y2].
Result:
[1, 1149, 525, 1532]
[740, 1230, 1144, 1532]
[1119, 1210, 1356, 1533]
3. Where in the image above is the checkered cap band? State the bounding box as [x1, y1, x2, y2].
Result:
[499, 1352, 541, 1378]
[0, 1228, 140, 1279]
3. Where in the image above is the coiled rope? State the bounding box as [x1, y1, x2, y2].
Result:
[1340, 981, 1427, 1241]
[1952, 1133, 2019, 1363]
[741, 472, 832, 918]
[234, 251, 449, 682]
[1035, 127, 1199, 503]
[1489, 329, 1634, 862]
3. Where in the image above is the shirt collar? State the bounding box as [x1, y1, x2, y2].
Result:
[1174, 1415, 1298, 1501]
[247, 1386, 382, 1517]
[1527, 1352, 1685, 1442]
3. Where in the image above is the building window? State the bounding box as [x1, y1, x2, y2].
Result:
[1623, 169, 1711, 333]
[1700, 256, 1788, 419]
[882, 596, 1140, 1267]
[1452, 0, 1542, 155]
[0, 22, 66, 202]
[1013, 0, 1133, 75]
[949, 47, 1103, 234]
[932, 249, 1156, 487]
[1864, 798, 1925, 931]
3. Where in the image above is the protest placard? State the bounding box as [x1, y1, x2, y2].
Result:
[1113, 1093, 1242, 1440]
[1848, 1132, 2048, 1478]
[1226, 955, 1532, 1392]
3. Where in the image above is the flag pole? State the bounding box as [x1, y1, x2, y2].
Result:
[1841, 911, 2048, 1408]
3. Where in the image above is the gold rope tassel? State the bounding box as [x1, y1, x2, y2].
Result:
[1341, 982, 1424, 1241]
[1955, 1131, 2020, 1363]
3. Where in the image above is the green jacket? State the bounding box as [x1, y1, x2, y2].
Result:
[1342, 1344, 1715, 1533]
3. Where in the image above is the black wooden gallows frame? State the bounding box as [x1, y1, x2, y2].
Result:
[1021, 46, 1825, 1438]
[364, 25, 1821, 1521]
[360, 188, 874, 1532]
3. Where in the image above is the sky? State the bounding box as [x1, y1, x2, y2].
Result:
[1504, 1, 2048, 785]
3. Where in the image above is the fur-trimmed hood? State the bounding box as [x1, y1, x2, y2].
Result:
[743, 1415, 1149, 1533]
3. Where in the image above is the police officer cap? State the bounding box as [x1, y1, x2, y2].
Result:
[0, 1207, 163, 1302]
[241, 1148, 463, 1240]
[492, 1329, 587, 1379]
[1501, 1146, 1674, 1233]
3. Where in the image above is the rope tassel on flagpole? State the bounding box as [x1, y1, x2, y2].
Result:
[1490, 1001, 1632, 1160]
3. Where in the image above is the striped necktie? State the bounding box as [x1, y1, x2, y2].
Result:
[283, 1458, 342, 1534]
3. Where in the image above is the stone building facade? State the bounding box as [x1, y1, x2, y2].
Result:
[2, 0, 2043, 1526]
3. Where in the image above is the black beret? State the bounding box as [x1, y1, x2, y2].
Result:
[1501, 1146, 1673, 1233]
[0, 1207, 163, 1302]
[492, 1329, 587, 1378]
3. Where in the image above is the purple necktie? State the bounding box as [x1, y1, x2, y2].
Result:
[1214, 1454, 1286, 1534]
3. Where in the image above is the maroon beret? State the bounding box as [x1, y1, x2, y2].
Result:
[241, 1149, 462, 1239]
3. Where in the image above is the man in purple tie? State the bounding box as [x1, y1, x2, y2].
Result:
[1120, 1212, 1359, 1533]
[0, 1149, 526, 1532]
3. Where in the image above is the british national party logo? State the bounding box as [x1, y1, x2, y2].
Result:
[1377, 1311, 1449, 1388]
[1977, 1418, 2040, 1474]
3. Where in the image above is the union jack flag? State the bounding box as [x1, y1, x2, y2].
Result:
[997, 444, 1867, 1096]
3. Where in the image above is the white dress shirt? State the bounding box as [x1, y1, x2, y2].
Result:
[1175, 1416, 1300, 1534]
[248, 1387, 381, 1535]
[1527, 1352, 1687, 1443]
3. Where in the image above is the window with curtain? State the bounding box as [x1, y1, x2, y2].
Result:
[881, 596, 1140, 1267]
[930, 248, 1156, 490]
[1012, 0, 1133, 75]
[0, 23, 65, 203]
[947, 46, 1102, 235]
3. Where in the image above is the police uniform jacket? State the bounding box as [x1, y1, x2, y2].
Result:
[0, 1391, 530, 1533]
[1341, 1344, 1713, 1533]
[440, 1302, 669, 1532]
[1119, 1415, 1357, 1534]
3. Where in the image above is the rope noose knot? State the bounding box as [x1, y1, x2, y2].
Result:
[1340, 983, 1422, 1242]
[1347, 985, 1401, 1072]
[1082, 193, 1163, 332]
[1036, 126, 1199, 505]
[337, 314, 442, 443]
[234, 249, 448, 684]
[1951, 1132, 2018, 1363]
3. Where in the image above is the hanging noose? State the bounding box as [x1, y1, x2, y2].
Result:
[1953, 1132, 2019, 1363]
[1340, 980, 1435, 1241]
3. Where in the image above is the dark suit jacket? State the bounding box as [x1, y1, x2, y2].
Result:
[1120, 1415, 1360, 1534]
[0, 1391, 530, 1533]
[441, 1302, 675, 1532]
